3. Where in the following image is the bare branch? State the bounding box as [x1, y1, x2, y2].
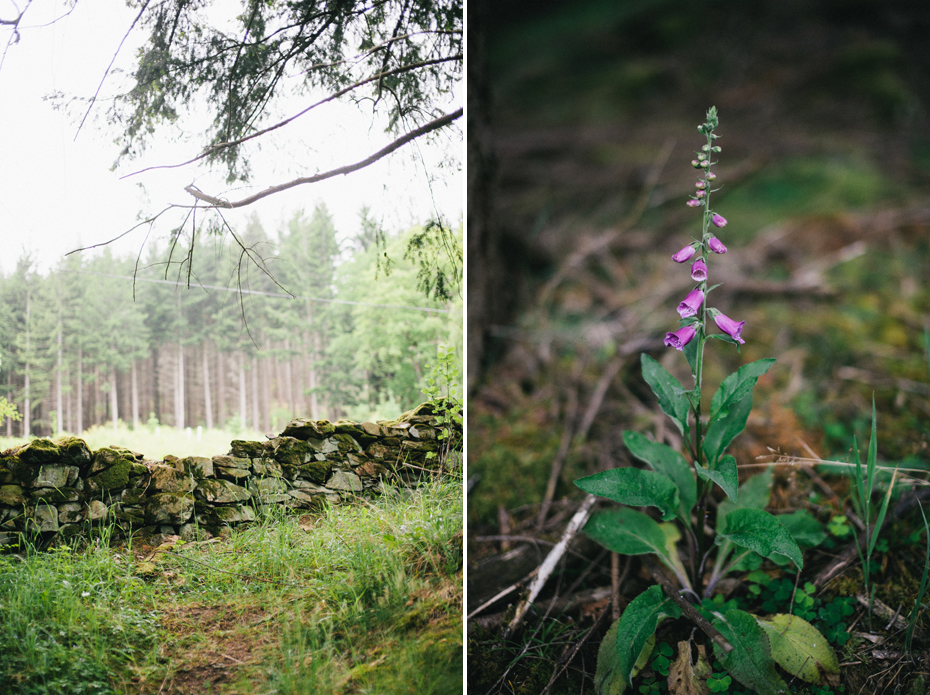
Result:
[180, 106, 462, 209]
[122, 55, 462, 179]
[74, 0, 153, 141]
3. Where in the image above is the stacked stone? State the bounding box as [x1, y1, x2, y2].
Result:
[0, 402, 459, 549]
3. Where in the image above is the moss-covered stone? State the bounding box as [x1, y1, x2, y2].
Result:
[285, 488, 329, 510]
[34, 465, 79, 489]
[16, 439, 62, 466]
[178, 456, 213, 479]
[201, 505, 256, 525]
[0, 463, 13, 485]
[274, 437, 317, 466]
[247, 477, 289, 496]
[121, 488, 147, 506]
[53, 436, 93, 470]
[332, 433, 363, 453]
[408, 424, 437, 440]
[30, 487, 81, 504]
[230, 440, 267, 458]
[86, 458, 132, 492]
[149, 464, 193, 493]
[56, 523, 86, 540]
[57, 503, 84, 524]
[30, 503, 59, 533]
[280, 418, 336, 440]
[89, 447, 125, 475]
[195, 479, 252, 504]
[0, 484, 25, 506]
[113, 506, 145, 525]
[213, 455, 250, 470]
[280, 460, 332, 484]
[145, 492, 195, 525]
[327, 470, 362, 492]
[251, 458, 282, 477]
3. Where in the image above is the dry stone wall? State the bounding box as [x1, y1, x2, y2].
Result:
[0, 402, 460, 548]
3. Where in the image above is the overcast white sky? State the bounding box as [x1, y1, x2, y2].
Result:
[0, 1, 463, 277]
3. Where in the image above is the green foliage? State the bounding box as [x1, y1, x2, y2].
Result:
[421, 343, 463, 468]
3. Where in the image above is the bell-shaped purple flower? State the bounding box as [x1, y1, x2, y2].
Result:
[712, 213, 727, 228]
[714, 312, 745, 344]
[708, 236, 727, 254]
[677, 289, 704, 318]
[672, 245, 696, 263]
[664, 325, 696, 351]
[691, 259, 707, 281]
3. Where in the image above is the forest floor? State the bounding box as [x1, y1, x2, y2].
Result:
[0, 476, 463, 694]
[468, 1, 930, 693]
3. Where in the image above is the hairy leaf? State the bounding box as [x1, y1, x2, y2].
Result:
[641, 354, 690, 438]
[712, 609, 787, 695]
[709, 358, 775, 421]
[584, 507, 671, 559]
[777, 510, 827, 549]
[717, 467, 773, 533]
[695, 455, 738, 502]
[575, 468, 680, 521]
[616, 585, 682, 686]
[716, 508, 803, 569]
[756, 614, 839, 685]
[623, 430, 696, 521]
[702, 393, 752, 466]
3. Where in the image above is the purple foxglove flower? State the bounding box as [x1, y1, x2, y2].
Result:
[686, 198, 702, 208]
[714, 313, 745, 344]
[712, 213, 727, 227]
[664, 325, 696, 350]
[708, 236, 727, 254]
[672, 245, 696, 262]
[677, 289, 704, 318]
[691, 259, 707, 281]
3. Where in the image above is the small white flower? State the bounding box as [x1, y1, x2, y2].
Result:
[81, 591, 90, 598]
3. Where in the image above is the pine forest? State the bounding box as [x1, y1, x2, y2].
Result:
[0, 205, 463, 440]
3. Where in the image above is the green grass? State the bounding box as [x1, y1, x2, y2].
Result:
[0, 477, 463, 694]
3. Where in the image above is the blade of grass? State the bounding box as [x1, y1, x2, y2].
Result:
[905, 503, 930, 654]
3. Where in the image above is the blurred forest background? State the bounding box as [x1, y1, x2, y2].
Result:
[0, 205, 462, 446]
[468, 0, 930, 690]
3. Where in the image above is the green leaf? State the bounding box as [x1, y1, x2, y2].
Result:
[575, 468, 680, 521]
[712, 609, 787, 695]
[641, 354, 690, 438]
[595, 620, 629, 695]
[696, 455, 738, 502]
[777, 510, 827, 549]
[703, 393, 753, 466]
[709, 358, 775, 421]
[716, 508, 803, 569]
[756, 614, 840, 685]
[622, 431, 696, 521]
[584, 507, 672, 559]
[615, 585, 682, 687]
[717, 466, 773, 533]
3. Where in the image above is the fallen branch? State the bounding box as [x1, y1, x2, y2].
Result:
[504, 494, 597, 637]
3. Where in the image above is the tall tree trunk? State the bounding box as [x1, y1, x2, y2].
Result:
[310, 330, 321, 420]
[152, 349, 161, 426]
[131, 360, 140, 429]
[238, 353, 247, 432]
[65, 366, 72, 433]
[217, 349, 226, 429]
[93, 365, 100, 427]
[176, 340, 185, 430]
[76, 348, 83, 434]
[23, 287, 31, 437]
[262, 339, 272, 433]
[110, 367, 118, 429]
[56, 312, 63, 435]
[251, 356, 260, 432]
[203, 341, 213, 429]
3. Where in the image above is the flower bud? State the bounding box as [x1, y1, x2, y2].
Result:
[695, 181, 706, 189]
[708, 236, 727, 254]
[706, 172, 717, 181]
[691, 259, 707, 281]
[697, 153, 706, 161]
[696, 190, 705, 198]
[691, 160, 701, 168]
[712, 213, 727, 227]
[712, 146, 722, 153]
[686, 198, 702, 208]
[713, 313, 745, 344]
[677, 288, 704, 318]
[672, 245, 696, 262]
[664, 325, 696, 351]
[702, 145, 710, 152]
[700, 160, 710, 168]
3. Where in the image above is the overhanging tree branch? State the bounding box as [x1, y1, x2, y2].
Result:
[121, 54, 462, 179]
[182, 106, 462, 209]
